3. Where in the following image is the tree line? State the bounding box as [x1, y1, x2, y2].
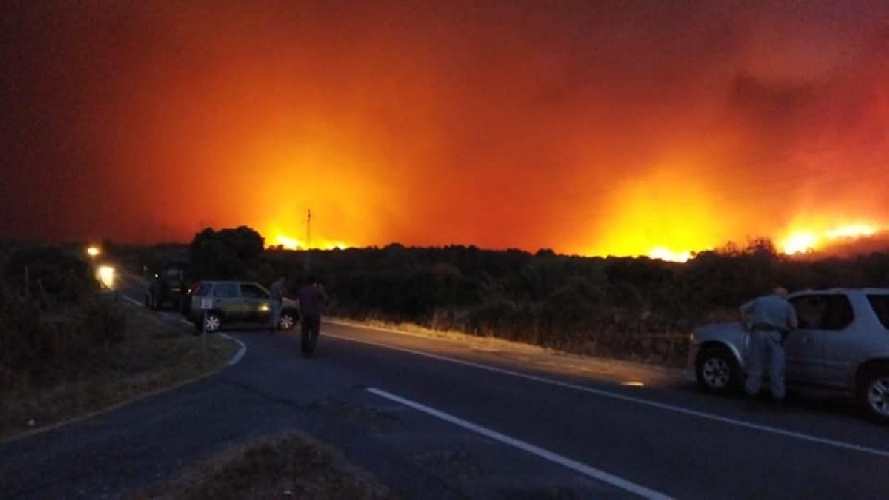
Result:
[109, 228, 889, 367]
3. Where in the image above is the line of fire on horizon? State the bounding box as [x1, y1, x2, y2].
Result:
[267, 222, 885, 263]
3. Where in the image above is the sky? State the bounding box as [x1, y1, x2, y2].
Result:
[2, 0, 888, 259]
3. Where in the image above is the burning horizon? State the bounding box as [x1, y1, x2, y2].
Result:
[1, 2, 887, 260]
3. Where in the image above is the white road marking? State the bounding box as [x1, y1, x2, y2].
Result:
[368, 387, 672, 500]
[120, 294, 143, 307]
[330, 332, 889, 459]
[219, 334, 246, 365]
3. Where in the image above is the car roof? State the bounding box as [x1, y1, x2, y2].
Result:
[790, 288, 889, 295]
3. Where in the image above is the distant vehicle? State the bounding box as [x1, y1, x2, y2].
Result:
[185, 280, 299, 333]
[146, 262, 188, 311]
[689, 288, 889, 423]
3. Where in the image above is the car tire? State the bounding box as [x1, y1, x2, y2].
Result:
[696, 345, 742, 394]
[202, 312, 222, 333]
[279, 310, 297, 330]
[857, 365, 889, 425]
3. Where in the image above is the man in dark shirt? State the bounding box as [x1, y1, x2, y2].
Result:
[297, 275, 328, 357]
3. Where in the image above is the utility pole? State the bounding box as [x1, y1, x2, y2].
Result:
[304, 208, 312, 273]
[306, 209, 312, 249]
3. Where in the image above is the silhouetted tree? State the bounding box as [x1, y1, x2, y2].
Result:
[188, 226, 265, 280]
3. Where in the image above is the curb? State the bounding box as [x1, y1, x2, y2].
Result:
[219, 333, 247, 366]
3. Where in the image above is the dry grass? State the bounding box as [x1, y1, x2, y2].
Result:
[130, 432, 398, 500]
[0, 298, 238, 441]
[334, 318, 690, 367]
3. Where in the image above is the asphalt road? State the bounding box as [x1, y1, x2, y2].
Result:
[2, 289, 888, 498]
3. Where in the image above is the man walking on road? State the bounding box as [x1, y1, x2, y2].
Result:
[740, 286, 798, 408]
[269, 275, 286, 333]
[297, 275, 328, 357]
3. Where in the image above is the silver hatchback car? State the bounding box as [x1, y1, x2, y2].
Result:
[185, 280, 299, 333]
[688, 288, 889, 423]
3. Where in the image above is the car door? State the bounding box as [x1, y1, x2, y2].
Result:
[807, 293, 862, 389]
[786, 294, 830, 384]
[211, 282, 247, 322]
[239, 283, 271, 323]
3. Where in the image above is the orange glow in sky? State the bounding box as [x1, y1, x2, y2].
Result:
[2, 3, 888, 260]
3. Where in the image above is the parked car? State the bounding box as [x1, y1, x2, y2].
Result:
[185, 280, 299, 333]
[688, 288, 889, 423]
[145, 261, 188, 312]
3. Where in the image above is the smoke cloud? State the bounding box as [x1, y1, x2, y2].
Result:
[1, 1, 887, 256]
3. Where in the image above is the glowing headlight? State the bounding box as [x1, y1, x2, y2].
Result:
[96, 265, 115, 289]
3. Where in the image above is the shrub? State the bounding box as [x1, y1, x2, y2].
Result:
[0, 290, 127, 389]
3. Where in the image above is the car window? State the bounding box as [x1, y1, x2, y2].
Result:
[163, 268, 184, 279]
[193, 282, 212, 297]
[821, 295, 854, 330]
[240, 284, 268, 299]
[790, 294, 854, 331]
[866, 294, 889, 330]
[212, 283, 239, 298]
[790, 296, 826, 329]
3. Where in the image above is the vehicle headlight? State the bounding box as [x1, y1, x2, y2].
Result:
[96, 265, 115, 289]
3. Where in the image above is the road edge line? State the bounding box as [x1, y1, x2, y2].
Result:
[219, 333, 246, 365]
[0, 295, 248, 444]
[334, 334, 889, 459]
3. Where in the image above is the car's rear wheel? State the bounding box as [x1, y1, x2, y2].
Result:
[858, 365, 889, 424]
[696, 345, 742, 394]
[279, 310, 297, 330]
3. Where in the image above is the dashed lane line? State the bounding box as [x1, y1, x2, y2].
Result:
[368, 387, 672, 500]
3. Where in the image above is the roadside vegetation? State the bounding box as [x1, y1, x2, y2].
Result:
[130, 432, 396, 500]
[0, 243, 238, 441]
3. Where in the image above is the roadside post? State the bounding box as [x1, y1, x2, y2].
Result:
[200, 297, 213, 357]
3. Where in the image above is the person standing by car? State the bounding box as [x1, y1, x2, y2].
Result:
[268, 276, 286, 333]
[740, 286, 798, 407]
[296, 275, 328, 357]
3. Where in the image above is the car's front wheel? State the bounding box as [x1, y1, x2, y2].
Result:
[696, 345, 742, 394]
[858, 365, 889, 424]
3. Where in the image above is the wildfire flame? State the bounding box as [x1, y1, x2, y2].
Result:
[647, 247, 693, 262]
[271, 234, 348, 251]
[780, 223, 879, 255]
[270, 223, 882, 262]
[644, 222, 884, 262]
